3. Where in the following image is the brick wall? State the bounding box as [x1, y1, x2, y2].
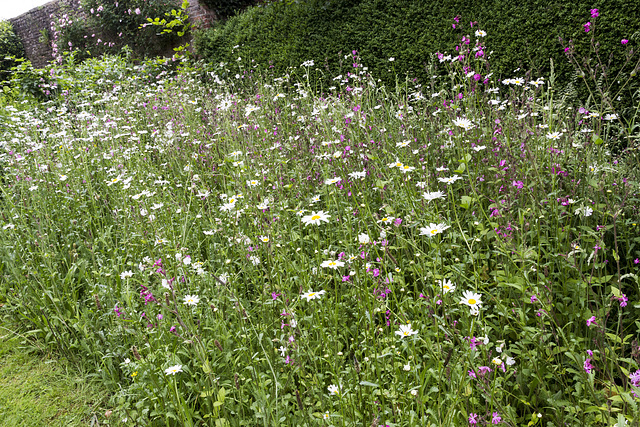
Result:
[8, 0, 81, 68]
[8, 0, 218, 67]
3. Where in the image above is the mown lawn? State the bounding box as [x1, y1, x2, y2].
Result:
[0, 324, 109, 426]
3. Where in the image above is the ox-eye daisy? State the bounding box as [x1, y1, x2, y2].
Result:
[438, 279, 456, 293]
[395, 324, 418, 338]
[183, 295, 200, 306]
[321, 259, 345, 269]
[453, 117, 475, 130]
[301, 289, 326, 301]
[460, 290, 482, 313]
[419, 223, 451, 237]
[302, 211, 330, 226]
[423, 191, 446, 202]
[165, 365, 183, 375]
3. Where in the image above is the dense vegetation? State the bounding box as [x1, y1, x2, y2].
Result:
[195, 0, 640, 116]
[1, 3, 640, 427]
[50, 0, 183, 62]
[200, 0, 259, 19]
[0, 20, 24, 82]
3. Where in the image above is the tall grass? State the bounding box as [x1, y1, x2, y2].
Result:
[1, 22, 640, 426]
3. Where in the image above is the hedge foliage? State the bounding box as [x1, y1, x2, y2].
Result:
[195, 0, 640, 106]
[200, 0, 259, 19]
[0, 21, 25, 82]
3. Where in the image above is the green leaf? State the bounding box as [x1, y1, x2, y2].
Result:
[460, 195, 472, 209]
[454, 162, 466, 173]
[605, 333, 622, 344]
[201, 389, 215, 398]
[359, 381, 379, 387]
[375, 179, 389, 189]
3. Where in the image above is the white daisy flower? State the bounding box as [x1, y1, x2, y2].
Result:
[419, 223, 451, 237]
[395, 323, 418, 338]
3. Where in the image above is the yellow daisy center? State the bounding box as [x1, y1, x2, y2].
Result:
[311, 215, 321, 220]
[468, 299, 476, 305]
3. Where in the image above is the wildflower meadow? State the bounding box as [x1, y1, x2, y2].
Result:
[1, 10, 640, 427]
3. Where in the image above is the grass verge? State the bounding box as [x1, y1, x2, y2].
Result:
[0, 323, 109, 426]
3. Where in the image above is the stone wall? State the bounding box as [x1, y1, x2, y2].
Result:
[8, 0, 218, 68]
[186, 1, 217, 29]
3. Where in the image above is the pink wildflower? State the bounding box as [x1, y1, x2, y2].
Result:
[492, 412, 502, 424]
[584, 358, 594, 373]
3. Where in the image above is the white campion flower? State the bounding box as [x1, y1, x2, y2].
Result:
[574, 206, 594, 217]
[358, 233, 370, 244]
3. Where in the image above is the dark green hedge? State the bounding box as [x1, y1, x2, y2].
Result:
[0, 20, 25, 82]
[200, 0, 259, 19]
[195, 0, 639, 103]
